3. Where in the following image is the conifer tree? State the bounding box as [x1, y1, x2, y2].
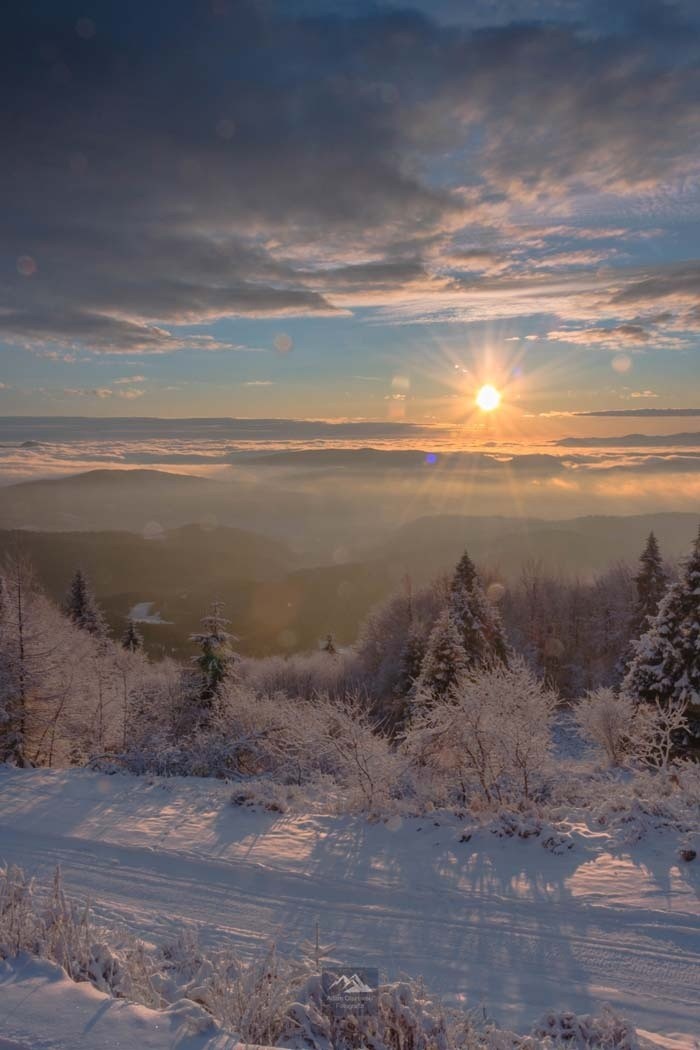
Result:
[449, 550, 508, 665]
[190, 601, 235, 714]
[631, 532, 667, 635]
[64, 569, 108, 637]
[624, 527, 700, 748]
[121, 619, 143, 653]
[452, 550, 478, 593]
[415, 609, 468, 703]
[394, 622, 427, 699]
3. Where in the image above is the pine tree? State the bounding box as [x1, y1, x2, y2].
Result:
[631, 532, 667, 635]
[64, 569, 108, 637]
[121, 619, 143, 653]
[190, 601, 235, 715]
[624, 527, 700, 749]
[415, 609, 468, 703]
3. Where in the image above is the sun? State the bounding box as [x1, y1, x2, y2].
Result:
[475, 384, 501, 412]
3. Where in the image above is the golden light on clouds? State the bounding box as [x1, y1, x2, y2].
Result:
[476, 383, 501, 412]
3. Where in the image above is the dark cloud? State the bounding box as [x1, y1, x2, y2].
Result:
[548, 323, 653, 347]
[611, 263, 700, 306]
[557, 432, 700, 446]
[2, 1, 700, 352]
[576, 408, 700, 417]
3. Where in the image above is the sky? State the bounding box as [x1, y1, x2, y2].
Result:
[1, 0, 700, 439]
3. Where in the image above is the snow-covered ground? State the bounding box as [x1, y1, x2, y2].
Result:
[0, 766, 698, 1048]
[0, 955, 251, 1049]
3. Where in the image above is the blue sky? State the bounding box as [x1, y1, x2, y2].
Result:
[1, 0, 700, 434]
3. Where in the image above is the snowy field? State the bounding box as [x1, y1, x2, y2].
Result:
[0, 766, 698, 1048]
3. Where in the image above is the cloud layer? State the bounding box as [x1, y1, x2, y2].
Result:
[2, 0, 700, 360]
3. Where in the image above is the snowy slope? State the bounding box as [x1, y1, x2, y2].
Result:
[0, 955, 275, 1049]
[0, 767, 698, 1046]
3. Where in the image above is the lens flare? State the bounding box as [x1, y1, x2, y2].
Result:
[476, 384, 501, 411]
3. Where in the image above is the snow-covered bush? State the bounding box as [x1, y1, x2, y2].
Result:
[631, 698, 689, 769]
[573, 688, 637, 767]
[532, 1004, 639, 1050]
[549, 760, 700, 846]
[462, 811, 574, 854]
[281, 977, 642, 1050]
[312, 693, 402, 813]
[404, 659, 557, 808]
[281, 974, 452, 1050]
[231, 776, 311, 813]
[240, 649, 362, 702]
[574, 688, 689, 769]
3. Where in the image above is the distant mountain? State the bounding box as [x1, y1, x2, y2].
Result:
[248, 448, 565, 473]
[557, 432, 700, 448]
[365, 512, 700, 581]
[0, 467, 315, 539]
[11, 468, 206, 488]
[2, 511, 697, 659]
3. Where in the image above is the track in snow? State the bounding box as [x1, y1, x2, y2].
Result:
[0, 816, 698, 1039]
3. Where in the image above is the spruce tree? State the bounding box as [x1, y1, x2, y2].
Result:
[394, 622, 426, 699]
[449, 550, 508, 665]
[121, 619, 143, 653]
[452, 550, 479, 593]
[415, 609, 468, 703]
[631, 532, 667, 635]
[64, 569, 108, 637]
[624, 527, 700, 749]
[190, 601, 235, 715]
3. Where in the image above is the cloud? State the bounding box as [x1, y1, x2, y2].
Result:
[243, 380, 274, 387]
[575, 408, 700, 417]
[62, 386, 145, 400]
[1, 1, 700, 353]
[629, 390, 659, 398]
[530, 249, 614, 269]
[548, 324, 650, 346]
[113, 375, 146, 385]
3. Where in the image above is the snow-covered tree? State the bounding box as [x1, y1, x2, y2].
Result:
[414, 609, 468, 704]
[393, 622, 427, 700]
[121, 619, 143, 653]
[0, 557, 91, 766]
[64, 569, 108, 637]
[449, 550, 508, 666]
[405, 658, 557, 806]
[631, 532, 667, 635]
[354, 580, 443, 706]
[412, 552, 510, 709]
[188, 602, 235, 726]
[623, 528, 700, 749]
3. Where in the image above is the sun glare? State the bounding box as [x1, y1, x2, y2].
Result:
[476, 384, 501, 412]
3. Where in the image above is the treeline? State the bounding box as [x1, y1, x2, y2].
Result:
[0, 526, 698, 778]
